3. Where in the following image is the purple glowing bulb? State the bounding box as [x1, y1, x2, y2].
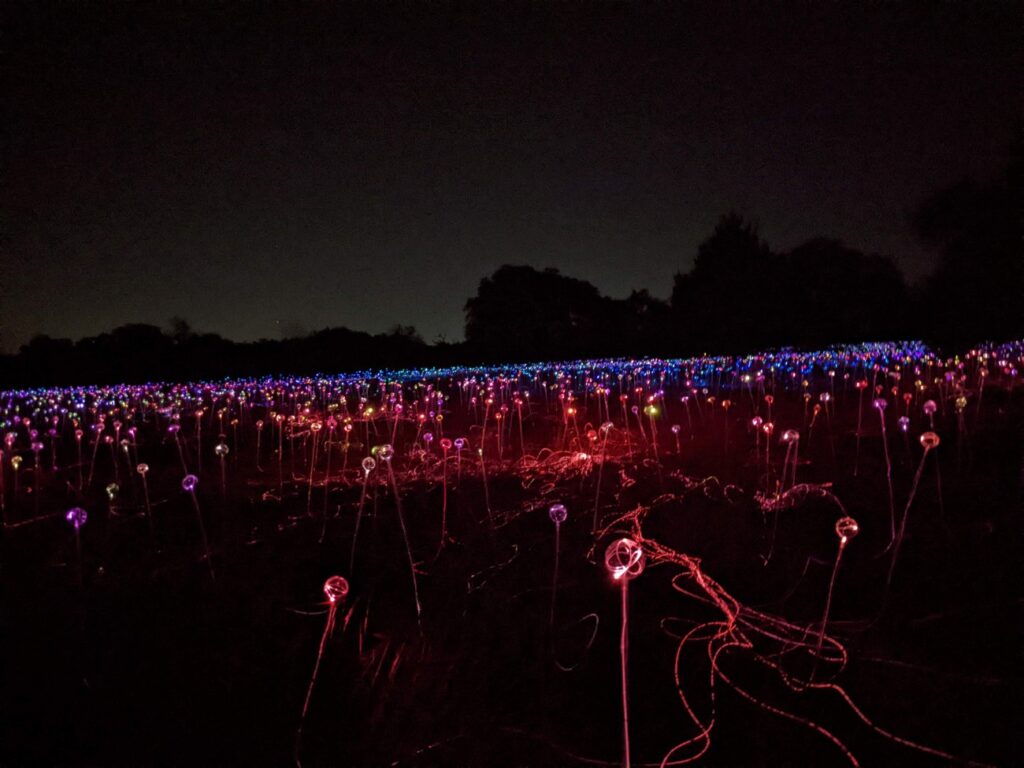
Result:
[549, 503, 567, 525]
[182, 474, 199, 492]
[66, 506, 88, 529]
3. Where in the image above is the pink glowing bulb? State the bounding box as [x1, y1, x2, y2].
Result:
[136, 463, 149, 475]
[182, 474, 199, 492]
[781, 428, 799, 442]
[923, 400, 937, 416]
[549, 503, 567, 524]
[454, 437, 466, 450]
[604, 537, 646, 581]
[361, 456, 376, 475]
[873, 398, 887, 411]
[440, 437, 452, 451]
[919, 431, 940, 450]
[835, 516, 859, 543]
[323, 575, 350, 603]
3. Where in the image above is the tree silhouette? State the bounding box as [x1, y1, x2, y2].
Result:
[671, 213, 779, 352]
[464, 265, 613, 361]
[915, 152, 1024, 344]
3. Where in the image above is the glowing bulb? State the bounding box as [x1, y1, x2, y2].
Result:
[214, 442, 229, 457]
[604, 537, 645, 581]
[549, 503, 567, 524]
[835, 516, 859, 543]
[919, 431, 940, 450]
[323, 575, 350, 603]
[182, 474, 199, 492]
[66, 506, 88, 529]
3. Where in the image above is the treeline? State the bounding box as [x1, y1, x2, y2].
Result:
[0, 324, 439, 388]
[2, 157, 1020, 387]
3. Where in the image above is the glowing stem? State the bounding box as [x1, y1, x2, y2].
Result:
[549, 522, 561, 631]
[187, 490, 215, 581]
[878, 411, 896, 544]
[295, 602, 338, 768]
[815, 538, 847, 659]
[350, 472, 370, 572]
[387, 461, 422, 628]
[619, 578, 632, 768]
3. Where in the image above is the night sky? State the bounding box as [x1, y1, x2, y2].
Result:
[4, 2, 1020, 351]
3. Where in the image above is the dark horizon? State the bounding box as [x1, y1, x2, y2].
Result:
[5, 1, 1020, 352]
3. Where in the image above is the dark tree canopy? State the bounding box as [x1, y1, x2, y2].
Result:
[672, 213, 778, 352]
[463, 265, 672, 362]
[914, 152, 1024, 344]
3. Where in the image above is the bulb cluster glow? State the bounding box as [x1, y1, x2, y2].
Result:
[0, 338, 1019, 766]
